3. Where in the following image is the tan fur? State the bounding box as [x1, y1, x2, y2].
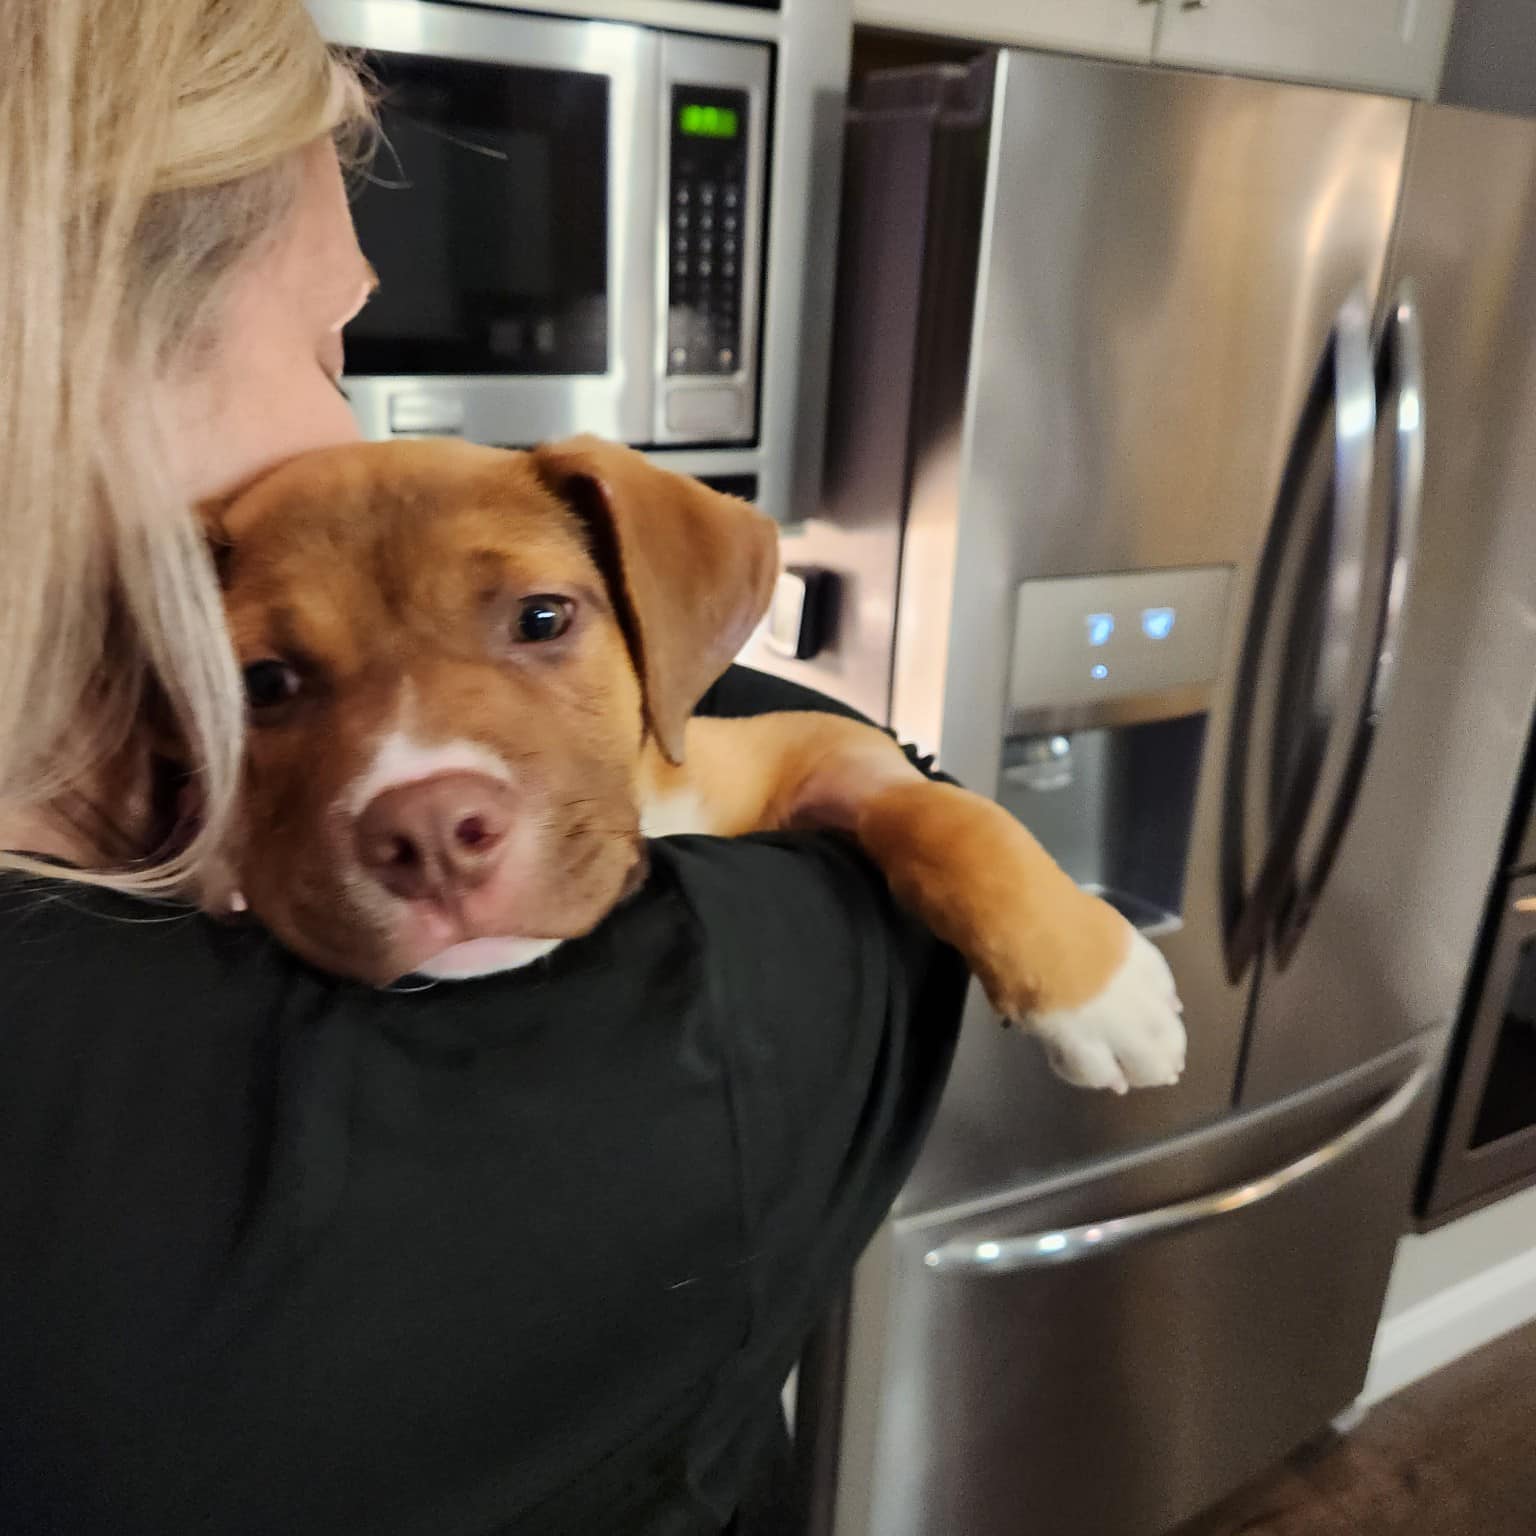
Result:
[644, 715, 1127, 1014]
[531, 437, 779, 764]
[204, 439, 653, 981]
[209, 436, 1170, 1073]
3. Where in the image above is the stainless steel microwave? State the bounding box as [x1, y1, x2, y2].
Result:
[310, 0, 771, 451]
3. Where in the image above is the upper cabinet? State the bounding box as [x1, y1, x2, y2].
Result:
[851, 0, 1159, 63]
[1153, 0, 1458, 99]
[853, 0, 1458, 98]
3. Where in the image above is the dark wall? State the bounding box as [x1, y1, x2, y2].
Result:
[1440, 0, 1536, 118]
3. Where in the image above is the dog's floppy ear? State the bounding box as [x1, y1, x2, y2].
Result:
[194, 492, 239, 589]
[531, 434, 779, 764]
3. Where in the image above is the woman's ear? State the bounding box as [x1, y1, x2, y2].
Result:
[531, 435, 780, 764]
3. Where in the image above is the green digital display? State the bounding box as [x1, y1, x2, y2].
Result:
[679, 103, 740, 140]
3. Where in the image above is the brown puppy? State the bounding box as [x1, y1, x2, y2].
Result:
[206, 436, 1184, 1093]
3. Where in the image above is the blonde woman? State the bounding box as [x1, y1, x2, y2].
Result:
[0, 4, 965, 1532]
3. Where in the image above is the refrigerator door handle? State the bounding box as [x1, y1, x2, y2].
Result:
[1272, 283, 1426, 963]
[1221, 288, 1376, 982]
[1308, 291, 1381, 741]
[1368, 282, 1425, 721]
[923, 1059, 1432, 1275]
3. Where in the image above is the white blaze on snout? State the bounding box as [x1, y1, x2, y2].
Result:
[338, 687, 559, 981]
[342, 685, 513, 819]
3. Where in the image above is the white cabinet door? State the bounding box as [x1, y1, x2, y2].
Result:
[1154, 0, 1457, 97]
[853, 0, 1158, 62]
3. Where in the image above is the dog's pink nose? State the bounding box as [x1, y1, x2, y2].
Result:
[355, 772, 512, 902]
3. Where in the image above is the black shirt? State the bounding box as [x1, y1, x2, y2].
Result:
[0, 668, 965, 1535]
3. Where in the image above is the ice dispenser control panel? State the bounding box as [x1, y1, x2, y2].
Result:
[1008, 566, 1233, 731]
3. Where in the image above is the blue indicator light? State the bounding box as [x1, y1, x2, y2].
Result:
[1090, 663, 1109, 681]
[1142, 607, 1176, 641]
[1086, 613, 1115, 647]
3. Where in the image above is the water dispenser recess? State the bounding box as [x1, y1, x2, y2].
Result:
[1001, 717, 1207, 935]
[1000, 566, 1233, 935]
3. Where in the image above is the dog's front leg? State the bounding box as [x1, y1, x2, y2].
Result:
[659, 713, 1184, 1094]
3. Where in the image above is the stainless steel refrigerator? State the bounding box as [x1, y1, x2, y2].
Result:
[749, 49, 1536, 1536]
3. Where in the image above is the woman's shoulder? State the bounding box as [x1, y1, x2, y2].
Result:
[0, 868, 293, 1003]
[0, 867, 311, 1006]
[0, 819, 940, 1071]
[0, 871, 338, 1159]
[0, 834, 895, 1059]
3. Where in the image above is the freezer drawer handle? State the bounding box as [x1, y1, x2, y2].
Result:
[923, 1060, 1432, 1275]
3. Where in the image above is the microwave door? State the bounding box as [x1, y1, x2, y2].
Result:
[311, 0, 659, 447]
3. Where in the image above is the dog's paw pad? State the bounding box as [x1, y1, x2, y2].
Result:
[1029, 930, 1186, 1094]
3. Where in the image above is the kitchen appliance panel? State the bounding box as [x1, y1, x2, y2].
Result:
[1005, 566, 1233, 733]
[1238, 103, 1536, 1106]
[742, 110, 942, 720]
[891, 55, 1412, 1209]
[1422, 873, 1536, 1220]
[790, 49, 1536, 1536]
[743, 59, 995, 722]
[653, 31, 772, 445]
[311, 0, 848, 523]
[844, 1043, 1436, 1536]
[312, 0, 663, 446]
[938, 57, 1411, 588]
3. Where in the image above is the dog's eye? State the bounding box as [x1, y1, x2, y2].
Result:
[242, 659, 303, 710]
[514, 596, 574, 644]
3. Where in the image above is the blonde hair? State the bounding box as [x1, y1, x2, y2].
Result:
[0, 0, 371, 892]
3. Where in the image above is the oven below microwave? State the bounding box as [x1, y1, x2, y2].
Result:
[311, 0, 770, 450]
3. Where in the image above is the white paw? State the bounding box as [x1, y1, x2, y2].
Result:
[1029, 929, 1186, 1095]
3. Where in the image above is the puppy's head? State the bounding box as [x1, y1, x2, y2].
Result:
[205, 435, 777, 984]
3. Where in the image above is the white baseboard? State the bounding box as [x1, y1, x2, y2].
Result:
[1359, 1242, 1536, 1408]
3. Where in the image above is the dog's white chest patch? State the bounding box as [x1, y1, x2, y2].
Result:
[641, 788, 710, 839]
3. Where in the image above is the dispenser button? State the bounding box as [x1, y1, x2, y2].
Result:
[1007, 566, 1234, 733]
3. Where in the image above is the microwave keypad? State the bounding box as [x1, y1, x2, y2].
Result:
[669, 87, 749, 378]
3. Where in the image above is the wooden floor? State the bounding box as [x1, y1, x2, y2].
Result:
[1172, 1320, 1536, 1536]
